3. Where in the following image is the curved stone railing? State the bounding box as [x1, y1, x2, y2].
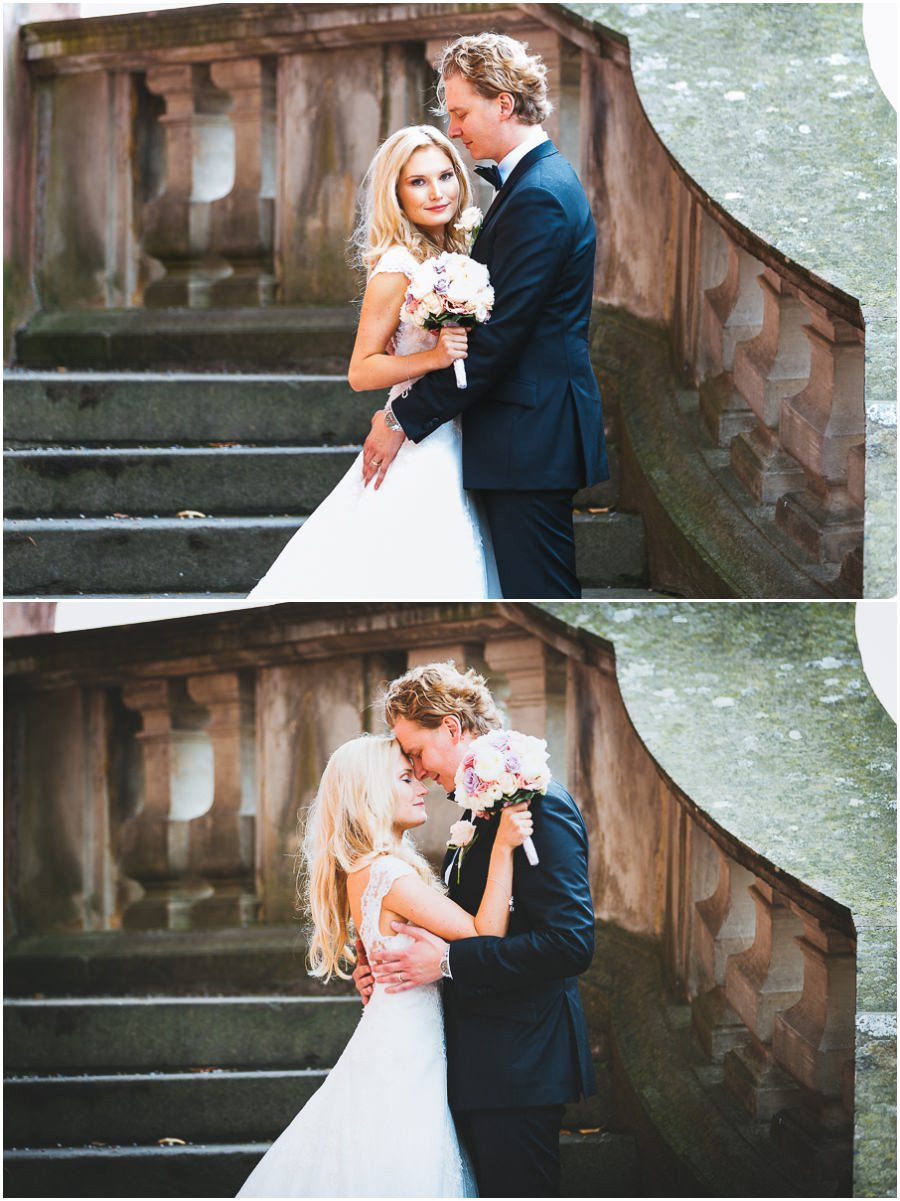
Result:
[536, 598, 894, 1198]
[561, 3, 892, 596]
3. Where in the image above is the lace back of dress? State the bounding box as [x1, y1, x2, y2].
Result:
[359, 855, 414, 956]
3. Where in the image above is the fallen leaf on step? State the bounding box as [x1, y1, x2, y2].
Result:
[112, 513, 130, 519]
[208, 442, 238, 447]
[176, 510, 207, 519]
[157, 1137, 186, 1146]
[56, 366, 67, 373]
[577, 1127, 602, 1135]
[586, 507, 610, 514]
[90, 1141, 109, 1147]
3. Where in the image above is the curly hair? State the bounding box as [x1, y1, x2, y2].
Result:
[382, 661, 502, 735]
[435, 33, 553, 126]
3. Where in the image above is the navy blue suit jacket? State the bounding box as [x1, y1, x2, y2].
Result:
[393, 140, 608, 492]
[442, 779, 597, 1111]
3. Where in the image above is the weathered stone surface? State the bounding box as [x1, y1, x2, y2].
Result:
[2, 371, 371, 447]
[572, 1, 896, 595]
[4, 994, 361, 1072]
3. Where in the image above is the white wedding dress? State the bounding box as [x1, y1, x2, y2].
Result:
[248, 245, 499, 600]
[237, 855, 477, 1198]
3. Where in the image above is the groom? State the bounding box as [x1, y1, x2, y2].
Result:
[361, 33, 608, 600]
[354, 661, 596, 1197]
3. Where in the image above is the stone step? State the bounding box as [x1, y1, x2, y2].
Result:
[4, 448, 634, 526]
[3, 446, 359, 518]
[4, 1068, 328, 1147]
[5, 1063, 614, 1149]
[3, 995, 361, 1073]
[3, 371, 373, 448]
[4, 511, 647, 596]
[3, 927, 353, 999]
[13, 307, 359, 373]
[3, 1131, 638, 1198]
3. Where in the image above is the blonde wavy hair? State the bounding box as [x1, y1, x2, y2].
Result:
[351, 125, 475, 277]
[382, 661, 502, 736]
[301, 734, 439, 982]
[435, 33, 553, 126]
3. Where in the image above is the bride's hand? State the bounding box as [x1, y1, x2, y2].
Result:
[494, 802, 533, 851]
[433, 324, 468, 370]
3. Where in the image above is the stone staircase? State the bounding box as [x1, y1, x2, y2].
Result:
[3, 928, 638, 1198]
[4, 307, 648, 597]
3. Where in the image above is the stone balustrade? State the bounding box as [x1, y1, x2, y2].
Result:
[5, 601, 892, 1192]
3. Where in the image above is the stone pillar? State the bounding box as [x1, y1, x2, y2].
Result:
[278, 41, 427, 305]
[776, 311, 865, 565]
[142, 63, 234, 307]
[723, 881, 804, 1120]
[484, 635, 562, 737]
[208, 57, 276, 306]
[698, 243, 764, 447]
[185, 671, 258, 925]
[730, 274, 810, 503]
[691, 849, 756, 1062]
[119, 678, 214, 929]
[483, 635, 567, 787]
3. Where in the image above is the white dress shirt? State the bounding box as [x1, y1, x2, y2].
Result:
[495, 127, 549, 185]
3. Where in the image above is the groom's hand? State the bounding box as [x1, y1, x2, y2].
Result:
[370, 924, 446, 992]
[362, 411, 405, 490]
[352, 938, 374, 1006]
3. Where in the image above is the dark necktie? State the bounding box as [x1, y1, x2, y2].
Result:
[474, 163, 503, 191]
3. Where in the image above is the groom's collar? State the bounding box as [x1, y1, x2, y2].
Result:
[478, 139, 558, 234]
[495, 128, 549, 186]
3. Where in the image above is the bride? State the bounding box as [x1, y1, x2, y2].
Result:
[248, 126, 498, 600]
[236, 734, 532, 1198]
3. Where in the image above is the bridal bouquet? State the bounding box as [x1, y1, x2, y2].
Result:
[453, 729, 551, 866]
[401, 249, 494, 389]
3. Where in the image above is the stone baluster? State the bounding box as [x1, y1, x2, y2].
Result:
[208, 57, 276, 306]
[698, 242, 765, 447]
[770, 910, 856, 1186]
[483, 637, 568, 788]
[186, 672, 258, 925]
[119, 679, 214, 928]
[142, 63, 234, 307]
[723, 881, 804, 1120]
[730, 273, 810, 503]
[691, 848, 756, 1062]
[776, 309, 865, 566]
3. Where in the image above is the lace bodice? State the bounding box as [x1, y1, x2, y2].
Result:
[371, 245, 439, 378]
[359, 854, 416, 958]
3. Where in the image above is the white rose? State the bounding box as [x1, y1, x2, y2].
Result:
[455, 206, 482, 232]
[497, 772, 519, 795]
[448, 819, 477, 848]
[473, 746, 505, 781]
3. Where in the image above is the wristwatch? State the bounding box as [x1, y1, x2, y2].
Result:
[383, 402, 403, 432]
[439, 946, 453, 980]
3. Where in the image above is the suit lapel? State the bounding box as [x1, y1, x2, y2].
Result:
[477, 139, 559, 240]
